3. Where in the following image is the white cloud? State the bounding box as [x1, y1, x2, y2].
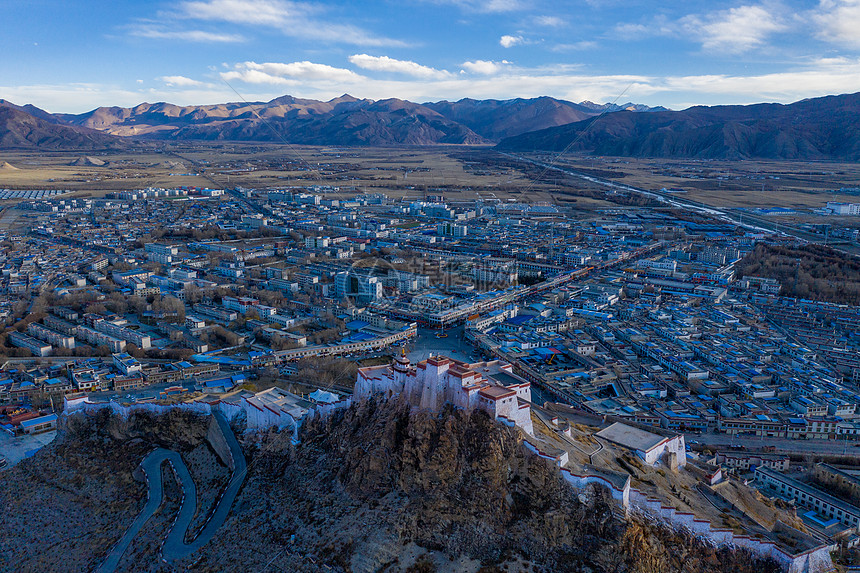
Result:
[130, 26, 244, 42]
[144, 0, 407, 47]
[8, 55, 860, 115]
[460, 60, 507, 74]
[482, 0, 525, 11]
[178, 0, 313, 26]
[681, 5, 786, 53]
[500, 34, 525, 48]
[613, 22, 655, 37]
[812, 0, 860, 48]
[213, 56, 860, 110]
[429, 0, 526, 13]
[0, 83, 250, 114]
[348, 54, 451, 79]
[159, 75, 205, 87]
[222, 61, 365, 84]
[534, 15, 565, 27]
[551, 41, 597, 51]
[661, 57, 860, 102]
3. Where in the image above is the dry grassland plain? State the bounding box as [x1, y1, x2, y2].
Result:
[548, 155, 860, 209]
[3, 144, 858, 214]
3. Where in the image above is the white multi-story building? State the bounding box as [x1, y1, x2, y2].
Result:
[383, 269, 430, 292]
[112, 269, 153, 286]
[145, 243, 180, 265]
[76, 325, 126, 353]
[94, 320, 152, 349]
[305, 236, 331, 249]
[241, 215, 268, 229]
[335, 272, 383, 303]
[43, 314, 77, 336]
[756, 467, 860, 529]
[222, 296, 259, 314]
[437, 222, 467, 237]
[596, 422, 687, 468]
[27, 323, 75, 349]
[185, 315, 206, 329]
[473, 262, 518, 287]
[113, 352, 142, 376]
[9, 332, 52, 357]
[355, 354, 533, 435]
[826, 201, 860, 216]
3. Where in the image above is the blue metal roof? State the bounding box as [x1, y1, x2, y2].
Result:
[20, 413, 58, 428]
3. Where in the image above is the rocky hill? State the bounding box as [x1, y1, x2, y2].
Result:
[0, 399, 784, 572]
[497, 92, 860, 160]
[0, 104, 127, 151]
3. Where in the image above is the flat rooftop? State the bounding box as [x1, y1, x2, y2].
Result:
[596, 422, 668, 453]
[478, 386, 516, 400]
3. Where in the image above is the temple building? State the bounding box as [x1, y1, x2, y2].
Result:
[355, 353, 534, 435]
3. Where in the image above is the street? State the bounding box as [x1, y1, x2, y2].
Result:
[693, 432, 860, 458]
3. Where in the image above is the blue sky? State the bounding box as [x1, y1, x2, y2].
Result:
[3, 0, 860, 113]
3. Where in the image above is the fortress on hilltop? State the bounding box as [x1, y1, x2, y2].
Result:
[355, 352, 534, 436]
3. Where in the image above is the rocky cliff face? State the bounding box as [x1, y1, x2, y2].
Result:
[0, 401, 785, 572]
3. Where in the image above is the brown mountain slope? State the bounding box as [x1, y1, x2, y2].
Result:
[424, 96, 597, 140]
[58, 95, 367, 136]
[497, 92, 860, 160]
[154, 98, 486, 145]
[15, 94, 664, 146]
[425, 97, 668, 140]
[57, 95, 486, 145]
[0, 99, 62, 123]
[0, 104, 126, 150]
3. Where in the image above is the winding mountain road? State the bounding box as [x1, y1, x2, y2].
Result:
[97, 411, 247, 572]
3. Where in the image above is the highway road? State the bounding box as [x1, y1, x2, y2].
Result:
[503, 153, 860, 257]
[98, 411, 247, 571]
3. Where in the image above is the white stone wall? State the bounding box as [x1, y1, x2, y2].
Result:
[625, 487, 833, 572]
[641, 434, 687, 468]
[518, 433, 835, 573]
[64, 397, 212, 418]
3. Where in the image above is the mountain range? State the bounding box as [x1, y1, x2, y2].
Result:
[1, 92, 860, 160]
[497, 92, 860, 160]
[0, 95, 660, 149]
[0, 103, 125, 151]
